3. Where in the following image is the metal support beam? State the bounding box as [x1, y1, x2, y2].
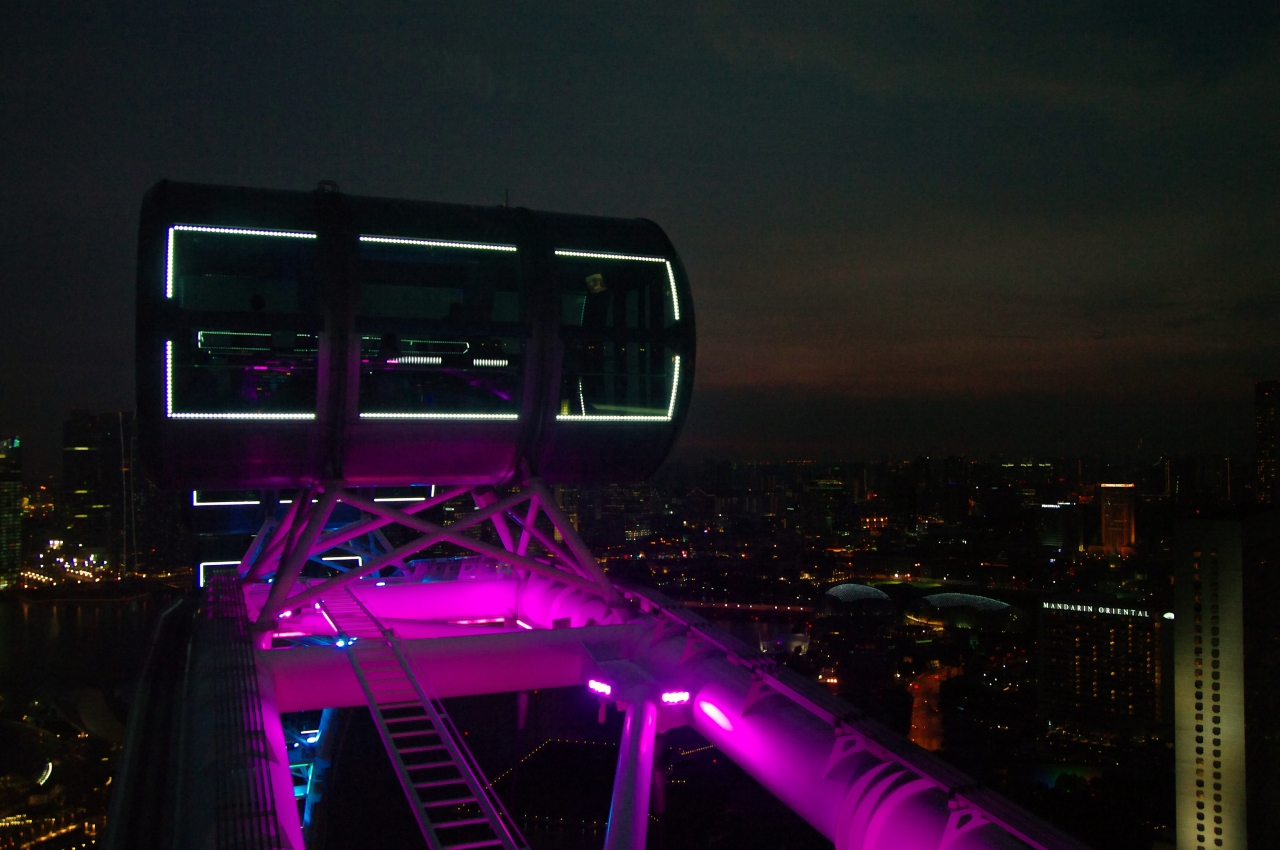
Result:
[603, 698, 658, 850]
[528, 478, 619, 603]
[241, 486, 307, 585]
[255, 484, 341, 630]
[252, 484, 618, 623]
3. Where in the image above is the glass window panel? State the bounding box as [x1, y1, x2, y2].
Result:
[167, 229, 321, 417]
[171, 229, 318, 313]
[356, 238, 523, 418]
[554, 253, 681, 421]
[170, 332, 319, 416]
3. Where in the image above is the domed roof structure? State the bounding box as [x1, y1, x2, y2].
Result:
[920, 593, 1009, 611]
[825, 583, 891, 603]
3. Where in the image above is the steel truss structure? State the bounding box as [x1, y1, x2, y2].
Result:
[194, 479, 1094, 850]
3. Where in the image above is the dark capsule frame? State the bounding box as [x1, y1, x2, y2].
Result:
[136, 181, 696, 489]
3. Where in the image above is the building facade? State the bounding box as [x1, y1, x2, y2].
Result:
[0, 436, 21, 583]
[61, 410, 135, 570]
[1174, 522, 1247, 850]
[1256, 381, 1279, 505]
[1099, 483, 1136, 556]
[1038, 594, 1166, 734]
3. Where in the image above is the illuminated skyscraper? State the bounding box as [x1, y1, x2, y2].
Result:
[1256, 380, 1279, 505]
[1099, 482, 1136, 555]
[0, 436, 21, 582]
[61, 410, 136, 569]
[1038, 593, 1168, 734]
[1174, 522, 1247, 850]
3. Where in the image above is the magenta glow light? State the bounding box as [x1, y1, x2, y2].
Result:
[588, 679, 612, 697]
[661, 691, 690, 705]
[699, 700, 733, 731]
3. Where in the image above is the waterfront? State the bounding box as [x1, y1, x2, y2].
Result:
[0, 588, 182, 849]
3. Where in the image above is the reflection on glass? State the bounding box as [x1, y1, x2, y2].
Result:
[167, 229, 320, 417]
[356, 237, 523, 419]
[554, 253, 680, 421]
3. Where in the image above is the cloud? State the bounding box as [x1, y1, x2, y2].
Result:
[695, 0, 1280, 119]
[684, 205, 1280, 397]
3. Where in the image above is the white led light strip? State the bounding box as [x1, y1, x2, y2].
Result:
[557, 355, 682, 422]
[388, 356, 442, 365]
[359, 412, 519, 420]
[192, 491, 261, 507]
[472, 358, 509, 367]
[360, 235, 517, 252]
[165, 225, 316, 299]
[554, 249, 681, 322]
[165, 340, 315, 420]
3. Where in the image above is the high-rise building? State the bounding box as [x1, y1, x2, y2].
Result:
[1099, 483, 1136, 555]
[1038, 593, 1168, 734]
[1239, 514, 1280, 849]
[0, 436, 22, 583]
[1256, 381, 1279, 505]
[1173, 521, 1249, 850]
[61, 410, 136, 570]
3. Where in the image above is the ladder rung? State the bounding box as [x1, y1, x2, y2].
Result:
[423, 796, 477, 808]
[443, 840, 505, 850]
[415, 777, 468, 789]
[434, 816, 492, 829]
[391, 729, 441, 739]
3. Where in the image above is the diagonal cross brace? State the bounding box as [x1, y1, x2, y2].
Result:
[254, 486, 616, 624]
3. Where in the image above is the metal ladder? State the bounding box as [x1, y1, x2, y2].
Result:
[319, 589, 528, 850]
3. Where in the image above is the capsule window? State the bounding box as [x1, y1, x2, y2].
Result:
[356, 237, 524, 418]
[554, 252, 683, 421]
[165, 227, 321, 418]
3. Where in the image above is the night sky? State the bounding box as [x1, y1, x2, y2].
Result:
[4, 2, 1279, 477]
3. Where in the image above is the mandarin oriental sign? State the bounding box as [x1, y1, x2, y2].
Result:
[1042, 601, 1150, 618]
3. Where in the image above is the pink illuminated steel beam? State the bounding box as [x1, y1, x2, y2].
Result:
[310, 484, 469, 555]
[254, 487, 615, 624]
[334, 490, 609, 592]
[472, 487, 517, 552]
[256, 484, 342, 631]
[603, 698, 657, 850]
[528, 478, 618, 601]
[255, 487, 532, 622]
[499, 501, 582, 576]
[241, 485, 308, 585]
